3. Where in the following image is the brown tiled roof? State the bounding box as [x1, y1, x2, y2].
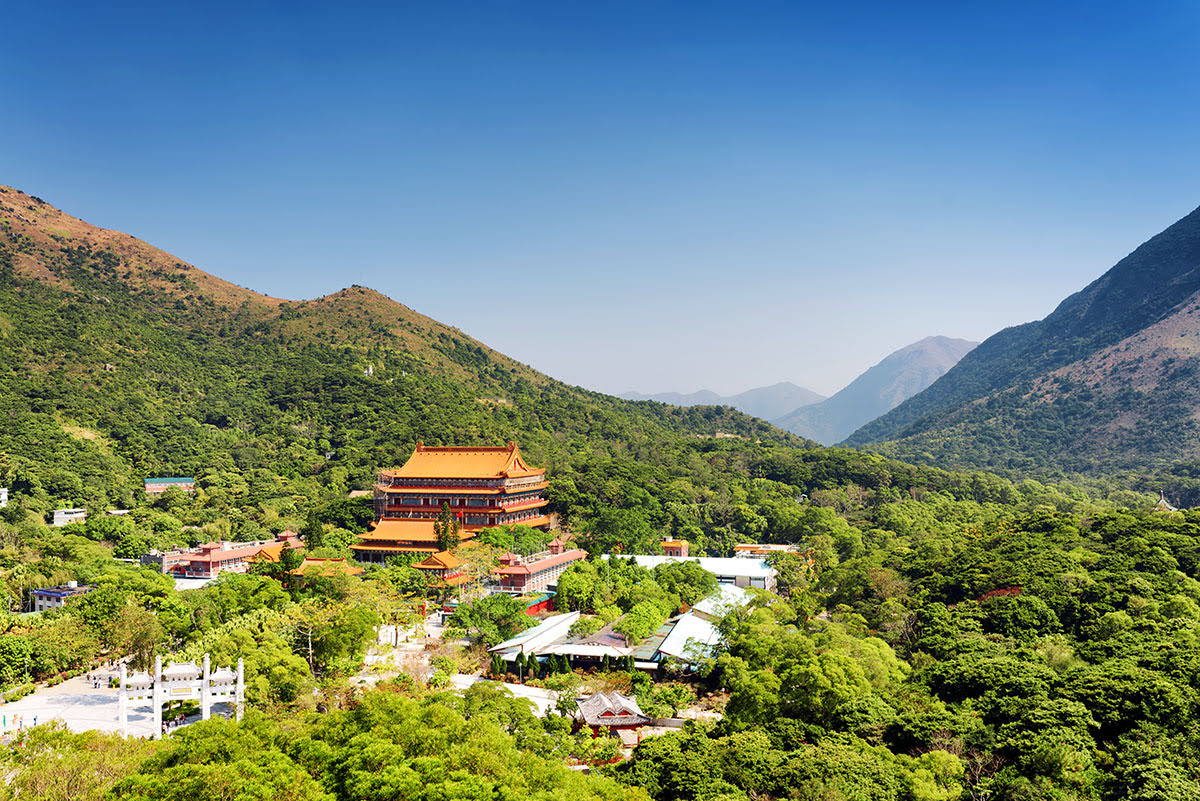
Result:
[576, 692, 650, 728]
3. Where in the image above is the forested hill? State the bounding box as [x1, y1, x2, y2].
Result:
[846, 202, 1200, 472]
[0, 185, 796, 508]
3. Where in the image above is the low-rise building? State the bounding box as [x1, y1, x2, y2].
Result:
[602, 554, 776, 591]
[141, 534, 300, 579]
[0, 488, 8, 508]
[52, 508, 87, 527]
[143, 477, 196, 495]
[412, 551, 469, 588]
[576, 692, 651, 740]
[32, 581, 94, 612]
[493, 537, 587, 594]
[661, 537, 688, 557]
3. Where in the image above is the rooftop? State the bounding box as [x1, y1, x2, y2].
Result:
[356, 519, 479, 544]
[576, 692, 650, 728]
[492, 548, 587, 575]
[414, 550, 461, 570]
[32, 583, 94, 597]
[382, 442, 544, 480]
[602, 554, 775, 578]
[691, 584, 751, 619]
[489, 611, 580, 654]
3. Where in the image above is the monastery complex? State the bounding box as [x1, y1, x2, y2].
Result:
[352, 442, 550, 563]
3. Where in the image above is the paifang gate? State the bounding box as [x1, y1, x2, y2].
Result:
[118, 654, 244, 738]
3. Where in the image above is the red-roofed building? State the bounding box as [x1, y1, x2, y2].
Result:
[412, 551, 470, 587]
[142, 533, 301, 579]
[493, 537, 587, 594]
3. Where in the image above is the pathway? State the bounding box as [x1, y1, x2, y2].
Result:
[448, 674, 559, 716]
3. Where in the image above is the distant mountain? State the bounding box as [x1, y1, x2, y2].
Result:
[846, 202, 1200, 472]
[621, 382, 826, 422]
[774, 337, 977, 445]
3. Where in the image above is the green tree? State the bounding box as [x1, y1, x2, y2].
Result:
[434, 502, 460, 552]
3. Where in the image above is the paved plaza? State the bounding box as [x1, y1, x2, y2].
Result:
[0, 669, 228, 739]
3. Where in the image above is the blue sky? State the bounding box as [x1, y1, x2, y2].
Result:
[5, 1, 1200, 396]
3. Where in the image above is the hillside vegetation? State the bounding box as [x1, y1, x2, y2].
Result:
[3, 187, 1200, 801]
[0, 185, 793, 516]
[848, 204, 1200, 473]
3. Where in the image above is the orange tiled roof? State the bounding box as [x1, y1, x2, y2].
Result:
[414, 550, 461, 570]
[357, 519, 479, 544]
[254, 544, 287, 563]
[350, 543, 438, 553]
[381, 442, 544, 480]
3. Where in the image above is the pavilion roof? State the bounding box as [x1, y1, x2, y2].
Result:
[381, 442, 543, 480]
[575, 692, 650, 728]
[414, 550, 460, 570]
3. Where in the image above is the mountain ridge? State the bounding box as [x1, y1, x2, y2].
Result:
[846, 202, 1200, 471]
[621, 381, 826, 422]
[774, 336, 977, 445]
[0, 185, 797, 506]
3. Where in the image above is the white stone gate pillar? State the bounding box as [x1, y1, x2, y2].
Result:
[201, 654, 211, 721]
[235, 658, 244, 722]
[152, 656, 163, 737]
[118, 663, 128, 738]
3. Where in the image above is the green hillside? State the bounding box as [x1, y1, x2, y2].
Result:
[6, 187, 1200, 801]
[847, 203, 1200, 474]
[0, 185, 797, 520]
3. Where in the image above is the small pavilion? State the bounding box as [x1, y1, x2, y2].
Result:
[412, 550, 469, 588]
[576, 691, 651, 740]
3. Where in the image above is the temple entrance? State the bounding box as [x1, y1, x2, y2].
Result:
[118, 654, 244, 738]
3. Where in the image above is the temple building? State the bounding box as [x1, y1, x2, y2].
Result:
[353, 442, 549, 563]
[412, 550, 470, 588]
[493, 536, 587, 594]
[575, 692, 651, 740]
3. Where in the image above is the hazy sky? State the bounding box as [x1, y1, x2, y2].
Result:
[5, 1, 1200, 396]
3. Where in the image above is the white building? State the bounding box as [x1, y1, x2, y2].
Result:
[31, 580, 94, 612]
[52, 508, 87, 527]
[0, 488, 8, 508]
[602, 554, 776, 591]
